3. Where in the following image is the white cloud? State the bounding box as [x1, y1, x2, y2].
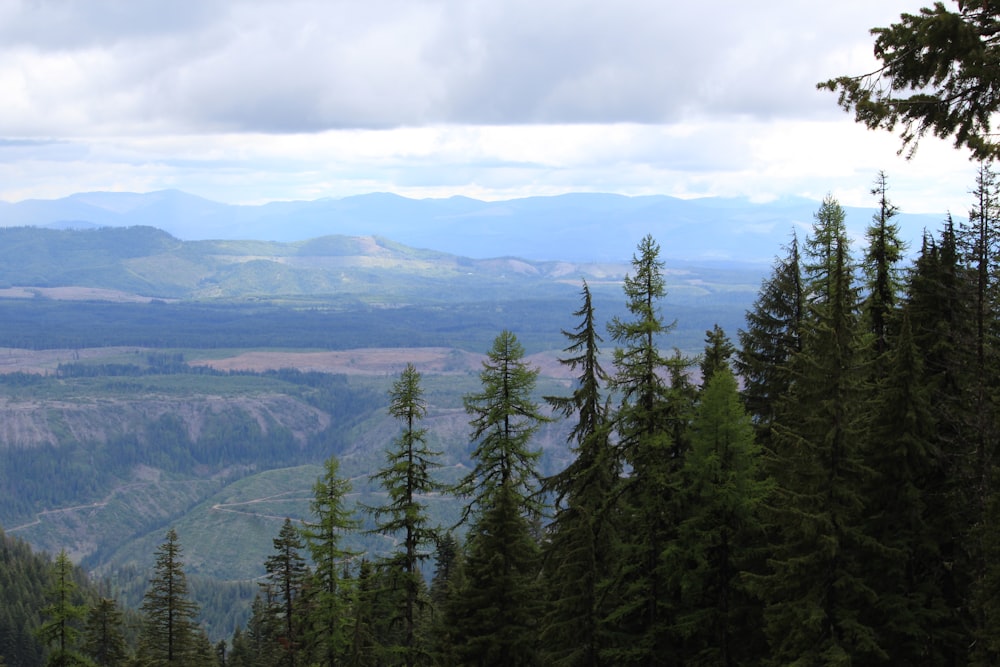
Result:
[0, 0, 983, 216]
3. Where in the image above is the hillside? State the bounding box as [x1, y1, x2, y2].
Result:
[0, 189, 948, 263]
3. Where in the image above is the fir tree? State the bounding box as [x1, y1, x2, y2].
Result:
[139, 528, 201, 666]
[427, 532, 463, 667]
[735, 232, 804, 448]
[83, 598, 127, 667]
[863, 310, 954, 663]
[699, 324, 735, 387]
[540, 280, 617, 667]
[301, 456, 358, 667]
[452, 330, 547, 666]
[366, 363, 442, 667]
[264, 518, 308, 667]
[756, 196, 883, 663]
[862, 170, 905, 364]
[605, 234, 678, 665]
[35, 549, 88, 667]
[665, 366, 769, 666]
[905, 219, 976, 663]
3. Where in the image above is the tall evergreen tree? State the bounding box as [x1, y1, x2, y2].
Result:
[540, 280, 617, 667]
[427, 533, 463, 667]
[700, 324, 735, 387]
[863, 310, 954, 663]
[958, 162, 1000, 665]
[735, 232, 804, 448]
[301, 456, 358, 667]
[264, 518, 308, 667]
[367, 362, 442, 667]
[35, 549, 88, 667]
[605, 234, 679, 665]
[452, 330, 547, 666]
[905, 218, 976, 663]
[862, 170, 905, 364]
[756, 196, 883, 663]
[139, 528, 201, 666]
[665, 366, 769, 666]
[83, 598, 127, 667]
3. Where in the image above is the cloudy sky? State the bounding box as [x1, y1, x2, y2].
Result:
[0, 0, 980, 214]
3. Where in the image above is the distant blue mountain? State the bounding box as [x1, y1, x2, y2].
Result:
[0, 190, 949, 263]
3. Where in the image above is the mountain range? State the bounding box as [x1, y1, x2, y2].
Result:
[0, 190, 949, 263]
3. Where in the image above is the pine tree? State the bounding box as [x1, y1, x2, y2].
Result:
[366, 363, 442, 667]
[264, 518, 308, 667]
[452, 330, 547, 666]
[540, 280, 617, 666]
[665, 366, 769, 666]
[427, 532, 463, 667]
[700, 324, 735, 387]
[756, 196, 883, 663]
[83, 598, 127, 667]
[958, 162, 1000, 665]
[905, 219, 976, 663]
[862, 170, 905, 364]
[139, 528, 201, 665]
[301, 456, 358, 667]
[35, 549, 88, 667]
[862, 310, 954, 663]
[735, 232, 804, 448]
[605, 234, 679, 665]
[342, 560, 379, 667]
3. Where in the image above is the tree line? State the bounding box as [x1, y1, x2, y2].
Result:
[13, 167, 1000, 665]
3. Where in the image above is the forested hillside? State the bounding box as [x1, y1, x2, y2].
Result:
[9, 167, 1000, 664]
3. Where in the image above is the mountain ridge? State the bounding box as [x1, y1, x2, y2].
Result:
[0, 189, 948, 263]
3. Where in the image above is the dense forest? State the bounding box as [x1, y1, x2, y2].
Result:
[8, 167, 1000, 665]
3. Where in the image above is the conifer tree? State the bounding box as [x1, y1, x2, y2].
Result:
[665, 366, 769, 666]
[699, 324, 735, 388]
[301, 456, 358, 667]
[35, 549, 88, 667]
[83, 598, 127, 667]
[540, 281, 617, 666]
[735, 233, 804, 447]
[862, 310, 954, 663]
[139, 528, 201, 665]
[905, 219, 976, 662]
[605, 234, 679, 665]
[366, 363, 441, 667]
[756, 196, 883, 663]
[344, 559, 380, 667]
[862, 170, 905, 365]
[957, 162, 1000, 665]
[264, 518, 308, 667]
[427, 532, 463, 667]
[452, 330, 547, 666]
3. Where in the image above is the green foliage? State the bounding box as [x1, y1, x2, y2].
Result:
[757, 197, 885, 663]
[604, 234, 681, 665]
[451, 331, 547, 666]
[540, 281, 617, 667]
[366, 364, 443, 667]
[262, 518, 308, 666]
[862, 170, 905, 362]
[300, 457, 359, 666]
[82, 599, 128, 667]
[820, 1, 1000, 160]
[35, 550, 91, 667]
[735, 233, 804, 447]
[665, 367, 769, 665]
[138, 528, 202, 665]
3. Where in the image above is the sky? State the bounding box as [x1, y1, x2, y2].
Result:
[0, 0, 983, 215]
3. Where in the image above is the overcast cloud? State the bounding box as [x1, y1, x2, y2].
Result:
[0, 0, 981, 213]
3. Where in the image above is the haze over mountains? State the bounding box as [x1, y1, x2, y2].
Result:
[0, 190, 948, 263]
